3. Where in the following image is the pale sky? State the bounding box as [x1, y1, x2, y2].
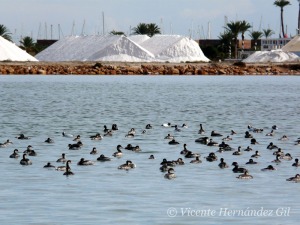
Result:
[0, 0, 298, 42]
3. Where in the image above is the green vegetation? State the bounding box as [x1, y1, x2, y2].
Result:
[0, 24, 12, 41]
[274, 0, 291, 38]
[132, 23, 161, 37]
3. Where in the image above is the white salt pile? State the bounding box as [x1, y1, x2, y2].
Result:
[243, 50, 299, 63]
[35, 35, 209, 63]
[282, 35, 300, 56]
[0, 36, 38, 61]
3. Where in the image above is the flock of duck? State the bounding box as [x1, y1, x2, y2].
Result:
[1, 123, 300, 181]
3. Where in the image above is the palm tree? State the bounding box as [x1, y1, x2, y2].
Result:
[239, 20, 251, 52]
[224, 21, 242, 58]
[274, 0, 291, 38]
[20, 36, 35, 54]
[218, 30, 234, 58]
[249, 31, 263, 50]
[262, 29, 275, 39]
[132, 23, 161, 37]
[109, 30, 125, 35]
[0, 24, 12, 41]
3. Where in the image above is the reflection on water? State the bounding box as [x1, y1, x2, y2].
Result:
[0, 75, 300, 224]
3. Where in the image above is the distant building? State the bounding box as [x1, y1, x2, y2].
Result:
[260, 38, 292, 51]
[36, 39, 58, 48]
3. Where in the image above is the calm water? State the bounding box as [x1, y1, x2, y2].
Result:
[0, 75, 300, 225]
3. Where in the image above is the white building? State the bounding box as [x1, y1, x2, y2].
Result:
[260, 38, 292, 51]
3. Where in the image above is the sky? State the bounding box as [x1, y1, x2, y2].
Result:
[0, 0, 299, 43]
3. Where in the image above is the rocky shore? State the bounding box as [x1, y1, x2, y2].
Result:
[0, 61, 300, 75]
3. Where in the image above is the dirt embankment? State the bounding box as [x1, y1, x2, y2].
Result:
[0, 61, 300, 75]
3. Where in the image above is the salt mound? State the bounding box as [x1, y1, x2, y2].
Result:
[36, 34, 210, 63]
[0, 36, 38, 61]
[243, 50, 299, 63]
[140, 35, 210, 62]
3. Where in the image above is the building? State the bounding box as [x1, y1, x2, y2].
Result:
[260, 38, 292, 51]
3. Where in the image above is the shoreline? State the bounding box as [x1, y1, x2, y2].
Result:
[0, 61, 300, 75]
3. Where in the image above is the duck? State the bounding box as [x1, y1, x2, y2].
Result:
[272, 155, 281, 163]
[292, 158, 300, 167]
[232, 146, 242, 155]
[272, 125, 278, 130]
[244, 131, 253, 138]
[125, 132, 135, 138]
[77, 158, 94, 166]
[195, 136, 209, 144]
[63, 160, 74, 176]
[231, 130, 237, 135]
[103, 125, 110, 133]
[145, 124, 152, 129]
[273, 148, 284, 156]
[222, 136, 232, 141]
[62, 131, 73, 138]
[160, 164, 171, 172]
[164, 134, 174, 140]
[278, 135, 288, 141]
[164, 168, 176, 179]
[90, 147, 98, 155]
[280, 153, 292, 161]
[111, 124, 119, 131]
[244, 146, 253, 152]
[9, 149, 19, 158]
[198, 124, 205, 134]
[251, 151, 261, 158]
[286, 174, 300, 182]
[43, 162, 56, 169]
[250, 138, 258, 145]
[267, 142, 278, 150]
[118, 160, 136, 170]
[23, 145, 37, 156]
[246, 159, 258, 165]
[236, 171, 253, 179]
[219, 141, 230, 149]
[0, 140, 10, 148]
[216, 147, 224, 153]
[211, 131, 222, 137]
[185, 151, 200, 158]
[16, 134, 30, 140]
[142, 130, 146, 134]
[176, 158, 185, 165]
[206, 152, 218, 162]
[73, 135, 81, 142]
[218, 158, 229, 168]
[90, 133, 103, 140]
[190, 156, 202, 164]
[97, 154, 112, 162]
[125, 144, 134, 150]
[104, 130, 113, 137]
[160, 158, 176, 167]
[266, 130, 275, 136]
[174, 125, 181, 132]
[261, 165, 276, 171]
[68, 142, 82, 150]
[57, 153, 67, 163]
[161, 123, 171, 128]
[112, 145, 123, 157]
[149, 155, 155, 159]
[20, 154, 32, 165]
[45, 137, 54, 143]
[207, 139, 218, 147]
[181, 123, 188, 128]
[168, 139, 179, 145]
[127, 128, 136, 135]
[232, 162, 247, 173]
[132, 145, 141, 152]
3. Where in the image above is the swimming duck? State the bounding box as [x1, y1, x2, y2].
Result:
[231, 130, 237, 135]
[176, 158, 185, 165]
[181, 123, 188, 128]
[222, 136, 232, 141]
[164, 134, 174, 140]
[57, 153, 67, 163]
[103, 125, 110, 133]
[292, 158, 300, 167]
[104, 130, 113, 137]
[207, 139, 218, 147]
[250, 138, 258, 145]
[90, 147, 98, 155]
[127, 128, 136, 135]
[232, 146, 242, 155]
[111, 124, 119, 131]
[267, 142, 278, 150]
[174, 125, 181, 132]
[43, 162, 56, 169]
[125, 132, 135, 138]
[180, 144, 189, 155]
[23, 145, 37, 156]
[261, 165, 276, 171]
[219, 141, 230, 148]
[195, 136, 209, 144]
[236, 171, 253, 179]
[73, 135, 81, 142]
[63, 160, 74, 176]
[16, 134, 30, 140]
[160, 158, 176, 167]
[161, 123, 171, 128]
[145, 124, 152, 129]
[244, 131, 253, 138]
[62, 131, 73, 138]
[0, 139, 12, 147]
[286, 174, 300, 182]
[68, 142, 82, 150]
[125, 144, 134, 150]
[206, 152, 218, 162]
[190, 156, 202, 164]
[272, 155, 281, 163]
[90, 133, 103, 140]
[169, 139, 179, 145]
[266, 130, 275, 136]
[142, 130, 146, 134]
[251, 151, 261, 158]
[97, 154, 112, 162]
[185, 151, 200, 159]
[273, 148, 284, 156]
[278, 135, 288, 141]
[216, 147, 224, 153]
[9, 149, 19, 158]
[45, 137, 54, 143]
[149, 155, 155, 159]
[232, 162, 247, 173]
[20, 154, 32, 165]
[131, 145, 141, 152]
[164, 168, 176, 180]
[77, 158, 94, 166]
[211, 131, 222, 137]
[160, 164, 171, 172]
[218, 158, 229, 168]
[118, 160, 136, 170]
[280, 153, 292, 161]
[272, 125, 278, 130]
[198, 124, 205, 134]
[246, 159, 258, 165]
[112, 145, 123, 157]
[244, 146, 253, 152]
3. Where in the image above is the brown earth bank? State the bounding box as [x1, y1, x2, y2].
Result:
[0, 61, 300, 75]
